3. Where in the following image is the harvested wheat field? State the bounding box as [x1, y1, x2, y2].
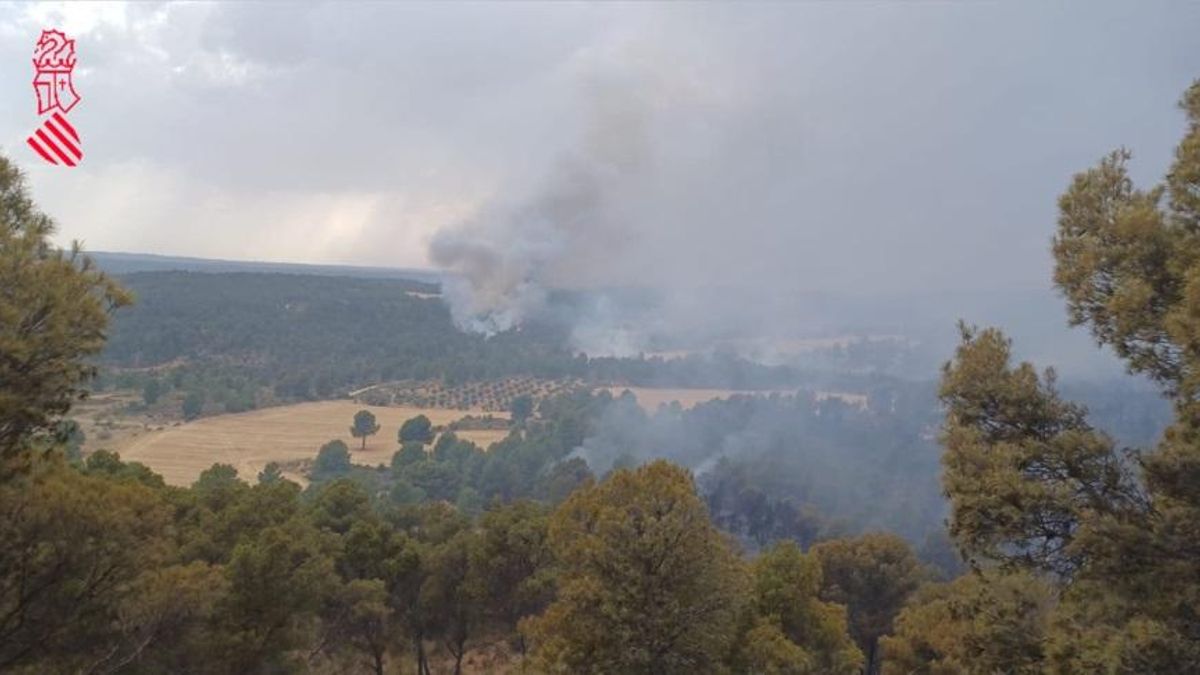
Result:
[115, 401, 511, 486]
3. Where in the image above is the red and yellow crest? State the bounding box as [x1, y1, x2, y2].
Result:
[27, 29, 82, 167]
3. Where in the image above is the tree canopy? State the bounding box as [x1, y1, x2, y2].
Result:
[350, 409, 381, 450]
[896, 79, 1200, 673]
[0, 156, 129, 477]
[524, 461, 748, 674]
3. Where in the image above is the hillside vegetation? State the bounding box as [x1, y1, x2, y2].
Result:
[98, 271, 812, 417]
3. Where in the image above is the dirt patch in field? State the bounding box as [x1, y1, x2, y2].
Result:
[114, 401, 510, 487]
[73, 391, 179, 457]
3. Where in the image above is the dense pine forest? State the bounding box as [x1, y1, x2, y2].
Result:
[3, 75, 1200, 675]
[97, 270, 817, 403]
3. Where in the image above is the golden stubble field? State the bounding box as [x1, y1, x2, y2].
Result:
[112, 387, 867, 487]
[115, 401, 510, 487]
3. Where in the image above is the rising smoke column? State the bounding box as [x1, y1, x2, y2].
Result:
[426, 33, 817, 355]
[429, 65, 654, 340]
[430, 158, 609, 335]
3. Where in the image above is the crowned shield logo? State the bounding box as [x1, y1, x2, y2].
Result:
[27, 29, 83, 167]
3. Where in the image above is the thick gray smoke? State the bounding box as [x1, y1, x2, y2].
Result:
[429, 67, 653, 345]
[423, 27, 822, 355]
[429, 155, 632, 337]
[566, 390, 949, 541]
[426, 43, 824, 355]
[423, 5, 1182, 375]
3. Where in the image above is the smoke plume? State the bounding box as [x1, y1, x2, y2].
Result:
[429, 63, 653, 340]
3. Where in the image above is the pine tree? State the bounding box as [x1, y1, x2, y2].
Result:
[0, 156, 130, 477]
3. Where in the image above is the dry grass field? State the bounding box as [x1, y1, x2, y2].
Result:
[104, 384, 865, 487]
[115, 401, 510, 486]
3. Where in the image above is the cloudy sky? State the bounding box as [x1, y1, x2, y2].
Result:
[1, 1, 1198, 296]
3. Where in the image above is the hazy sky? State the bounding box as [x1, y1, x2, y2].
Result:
[1, 1, 1198, 295]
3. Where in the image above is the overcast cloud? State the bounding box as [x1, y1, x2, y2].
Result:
[1, 1, 1198, 298]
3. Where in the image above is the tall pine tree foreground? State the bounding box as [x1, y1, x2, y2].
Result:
[0, 156, 175, 671]
[887, 80, 1200, 672]
[523, 460, 863, 675]
[0, 156, 129, 477]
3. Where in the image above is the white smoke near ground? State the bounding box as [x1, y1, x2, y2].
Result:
[565, 293, 649, 357]
[430, 155, 628, 336]
[429, 52, 658, 340]
[564, 389, 956, 542]
[566, 389, 784, 478]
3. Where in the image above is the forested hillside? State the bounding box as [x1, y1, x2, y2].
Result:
[102, 272, 576, 393]
[100, 271, 810, 403]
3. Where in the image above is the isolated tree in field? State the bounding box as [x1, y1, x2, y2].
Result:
[0, 154, 130, 477]
[399, 414, 434, 444]
[350, 409, 381, 450]
[524, 461, 747, 674]
[313, 440, 352, 480]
